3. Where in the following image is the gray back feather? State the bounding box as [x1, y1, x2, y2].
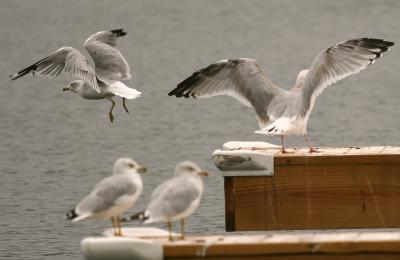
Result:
[146, 177, 200, 220]
[77, 175, 137, 215]
[85, 41, 131, 80]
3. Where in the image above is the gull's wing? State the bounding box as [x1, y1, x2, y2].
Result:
[299, 38, 394, 115]
[168, 58, 282, 127]
[10, 46, 99, 92]
[75, 175, 139, 219]
[145, 177, 200, 222]
[84, 29, 131, 80]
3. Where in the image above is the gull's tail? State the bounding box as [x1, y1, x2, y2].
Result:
[65, 208, 90, 222]
[255, 117, 292, 135]
[65, 209, 78, 221]
[121, 211, 148, 223]
[101, 78, 141, 99]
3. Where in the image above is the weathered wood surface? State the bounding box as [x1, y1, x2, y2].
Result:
[81, 228, 400, 260]
[214, 142, 400, 231]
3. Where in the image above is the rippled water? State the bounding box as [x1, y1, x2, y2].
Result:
[1, 0, 399, 259]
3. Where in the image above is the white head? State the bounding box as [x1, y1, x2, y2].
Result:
[63, 80, 85, 93]
[174, 161, 208, 177]
[113, 157, 147, 175]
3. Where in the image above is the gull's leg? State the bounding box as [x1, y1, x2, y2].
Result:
[111, 217, 118, 236]
[305, 134, 319, 153]
[108, 98, 116, 123]
[180, 219, 185, 240]
[167, 221, 173, 241]
[116, 216, 123, 236]
[280, 135, 289, 154]
[122, 97, 130, 114]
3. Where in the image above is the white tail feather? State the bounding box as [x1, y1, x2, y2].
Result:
[101, 78, 141, 99]
[71, 212, 92, 222]
[254, 117, 291, 135]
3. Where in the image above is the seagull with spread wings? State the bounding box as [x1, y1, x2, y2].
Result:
[169, 38, 394, 153]
[10, 29, 141, 123]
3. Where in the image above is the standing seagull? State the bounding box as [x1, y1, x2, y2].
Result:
[168, 38, 394, 153]
[66, 158, 146, 236]
[123, 161, 208, 241]
[10, 29, 141, 123]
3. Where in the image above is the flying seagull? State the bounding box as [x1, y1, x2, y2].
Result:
[123, 161, 208, 241]
[66, 157, 146, 236]
[10, 29, 141, 123]
[168, 38, 394, 153]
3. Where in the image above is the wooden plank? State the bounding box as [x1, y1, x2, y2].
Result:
[216, 144, 400, 231]
[164, 241, 400, 256]
[165, 254, 400, 260]
[217, 144, 400, 231]
[82, 228, 400, 260]
[224, 177, 236, 231]
[163, 232, 400, 259]
[274, 154, 400, 166]
[230, 161, 400, 230]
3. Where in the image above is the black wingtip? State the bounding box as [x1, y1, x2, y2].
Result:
[358, 38, 395, 51]
[384, 40, 395, 47]
[111, 29, 127, 37]
[65, 209, 77, 221]
[10, 68, 33, 81]
[121, 211, 147, 222]
[364, 38, 394, 46]
[169, 72, 203, 98]
[168, 88, 178, 96]
[11, 57, 47, 81]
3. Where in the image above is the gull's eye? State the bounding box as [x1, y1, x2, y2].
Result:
[128, 163, 134, 168]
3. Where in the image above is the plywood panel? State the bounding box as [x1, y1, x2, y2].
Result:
[224, 151, 400, 231]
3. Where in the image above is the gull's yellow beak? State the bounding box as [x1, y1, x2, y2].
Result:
[137, 165, 147, 173]
[198, 171, 209, 177]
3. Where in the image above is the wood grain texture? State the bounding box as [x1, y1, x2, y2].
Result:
[224, 152, 400, 231]
[164, 238, 400, 259]
[82, 227, 400, 260]
[165, 254, 400, 260]
[224, 177, 236, 231]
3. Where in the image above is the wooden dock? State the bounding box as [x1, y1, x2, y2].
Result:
[81, 143, 400, 259]
[81, 228, 400, 260]
[212, 142, 400, 231]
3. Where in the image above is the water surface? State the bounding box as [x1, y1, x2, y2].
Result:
[0, 1, 399, 259]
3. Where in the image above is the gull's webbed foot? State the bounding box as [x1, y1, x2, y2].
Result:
[281, 147, 294, 154]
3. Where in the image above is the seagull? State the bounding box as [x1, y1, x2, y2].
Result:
[123, 161, 208, 241]
[65, 157, 146, 236]
[10, 29, 141, 123]
[168, 38, 394, 153]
